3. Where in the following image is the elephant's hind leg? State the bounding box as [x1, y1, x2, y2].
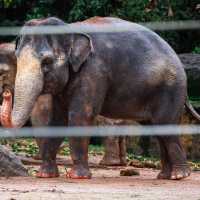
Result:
[156, 137, 172, 179]
[161, 136, 191, 180]
[99, 136, 122, 166]
[152, 91, 190, 180]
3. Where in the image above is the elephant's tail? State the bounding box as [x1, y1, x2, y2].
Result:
[185, 98, 200, 122]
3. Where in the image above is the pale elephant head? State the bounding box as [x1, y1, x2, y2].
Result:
[1, 17, 93, 128]
[0, 43, 16, 98]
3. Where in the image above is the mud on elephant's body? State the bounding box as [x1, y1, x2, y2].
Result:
[2, 16, 199, 180]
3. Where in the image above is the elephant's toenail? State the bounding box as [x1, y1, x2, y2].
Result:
[176, 174, 182, 179]
[171, 175, 176, 179]
[185, 173, 188, 177]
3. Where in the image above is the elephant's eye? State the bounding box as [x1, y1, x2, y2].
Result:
[15, 36, 20, 50]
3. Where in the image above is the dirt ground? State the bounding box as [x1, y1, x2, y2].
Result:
[1, 156, 200, 200]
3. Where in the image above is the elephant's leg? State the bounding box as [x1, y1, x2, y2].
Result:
[36, 138, 64, 178]
[66, 111, 92, 179]
[162, 136, 190, 180]
[99, 136, 121, 166]
[152, 93, 190, 180]
[119, 136, 127, 165]
[156, 137, 172, 179]
[66, 75, 107, 179]
[36, 97, 64, 178]
[67, 137, 91, 179]
[31, 94, 53, 160]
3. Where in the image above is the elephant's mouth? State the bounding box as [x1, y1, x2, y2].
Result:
[42, 61, 68, 94]
[42, 72, 59, 94]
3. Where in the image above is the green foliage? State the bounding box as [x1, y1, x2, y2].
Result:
[89, 144, 104, 155]
[10, 138, 39, 157]
[193, 46, 200, 54]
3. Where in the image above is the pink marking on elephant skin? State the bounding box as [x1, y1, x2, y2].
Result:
[0, 89, 13, 128]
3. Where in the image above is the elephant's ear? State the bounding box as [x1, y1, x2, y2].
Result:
[69, 34, 94, 73]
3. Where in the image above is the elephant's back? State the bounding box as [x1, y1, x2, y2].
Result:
[74, 16, 182, 70]
[89, 28, 185, 86]
[78, 17, 186, 94]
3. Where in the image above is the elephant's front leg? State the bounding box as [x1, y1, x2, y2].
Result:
[36, 138, 64, 178]
[67, 137, 91, 179]
[36, 97, 65, 178]
[66, 75, 107, 179]
[31, 94, 53, 160]
[66, 111, 93, 179]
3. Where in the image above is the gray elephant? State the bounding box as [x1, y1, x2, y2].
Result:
[0, 42, 125, 165]
[1, 16, 199, 180]
[0, 43, 53, 160]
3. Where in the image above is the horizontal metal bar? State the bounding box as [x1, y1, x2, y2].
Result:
[0, 125, 200, 138]
[0, 20, 199, 36]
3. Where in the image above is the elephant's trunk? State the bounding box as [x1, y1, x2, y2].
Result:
[0, 90, 12, 127]
[0, 46, 43, 128]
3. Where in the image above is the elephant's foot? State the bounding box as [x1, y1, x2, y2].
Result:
[157, 170, 171, 179]
[99, 157, 125, 166]
[157, 164, 191, 180]
[99, 157, 120, 166]
[120, 157, 127, 166]
[66, 165, 92, 179]
[36, 161, 59, 178]
[170, 164, 191, 180]
[157, 162, 171, 179]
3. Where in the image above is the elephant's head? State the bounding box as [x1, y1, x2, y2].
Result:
[0, 17, 93, 128]
[0, 43, 16, 98]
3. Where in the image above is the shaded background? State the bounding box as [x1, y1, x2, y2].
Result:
[0, 0, 199, 53]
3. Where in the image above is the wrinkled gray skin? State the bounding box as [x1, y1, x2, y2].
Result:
[10, 17, 190, 179]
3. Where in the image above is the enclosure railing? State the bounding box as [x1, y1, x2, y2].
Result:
[0, 125, 199, 138]
[0, 20, 199, 36]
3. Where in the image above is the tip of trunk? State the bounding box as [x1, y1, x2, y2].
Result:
[0, 89, 16, 128]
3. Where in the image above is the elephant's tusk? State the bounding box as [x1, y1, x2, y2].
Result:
[0, 89, 13, 128]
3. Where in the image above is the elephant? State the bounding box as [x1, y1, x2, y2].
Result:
[95, 116, 127, 166]
[0, 43, 16, 98]
[0, 43, 54, 160]
[100, 136, 127, 166]
[0, 42, 126, 165]
[1, 16, 200, 180]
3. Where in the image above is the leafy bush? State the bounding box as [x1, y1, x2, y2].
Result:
[193, 46, 200, 54]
